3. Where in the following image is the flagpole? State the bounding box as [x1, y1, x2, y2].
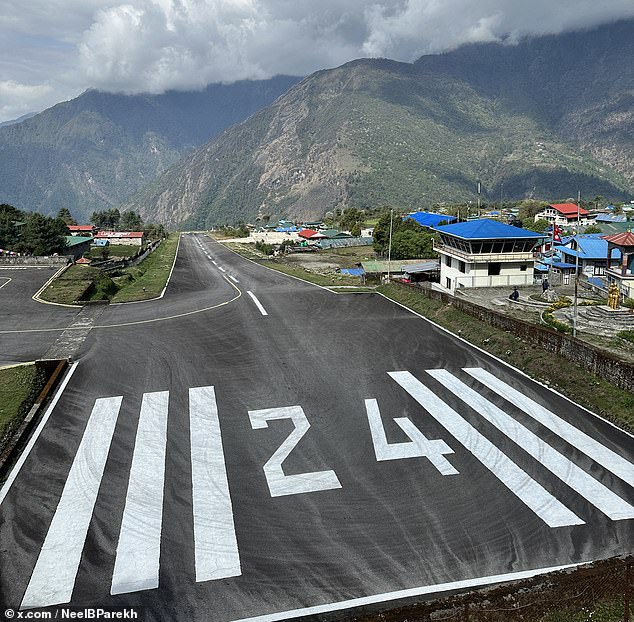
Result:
[572, 190, 581, 337]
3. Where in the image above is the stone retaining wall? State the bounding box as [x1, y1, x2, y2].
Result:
[407, 283, 634, 393]
[0, 255, 70, 266]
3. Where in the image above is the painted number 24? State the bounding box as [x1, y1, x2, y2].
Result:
[248, 401, 458, 498]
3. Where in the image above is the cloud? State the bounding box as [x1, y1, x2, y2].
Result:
[0, 80, 54, 122]
[1, 0, 634, 121]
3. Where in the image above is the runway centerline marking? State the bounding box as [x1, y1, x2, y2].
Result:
[247, 291, 268, 316]
[229, 275, 239, 283]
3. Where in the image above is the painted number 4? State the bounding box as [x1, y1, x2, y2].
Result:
[250, 400, 457, 498]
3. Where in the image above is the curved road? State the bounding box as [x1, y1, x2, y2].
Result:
[0, 233, 632, 621]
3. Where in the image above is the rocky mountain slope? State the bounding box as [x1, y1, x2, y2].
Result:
[124, 19, 634, 228]
[0, 76, 300, 222]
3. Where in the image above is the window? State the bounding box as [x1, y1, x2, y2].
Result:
[520, 265, 527, 272]
[446, 277, 451, 289]
[488, 262, 501, 276]
[458, 261, 466, 273]
[445, 255, 452, 267]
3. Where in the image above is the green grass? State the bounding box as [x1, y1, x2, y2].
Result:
[540, 599, 624, 622]
[0, 363, 38, 446]
[110, 236, 179, 302]
[39, 265, 98, 304]
[617, 330, 634, 345]
[378, 283, 634, 432]
[39, 237, 178, 304]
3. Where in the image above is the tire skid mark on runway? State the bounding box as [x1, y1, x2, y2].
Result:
[12, 367, 632, 610]
[0, 276, 242, 334]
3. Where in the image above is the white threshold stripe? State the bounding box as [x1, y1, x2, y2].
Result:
[212, 260, 218, 265]
[230, 562, 582, 622]
[429, 370, 634, 520]
[229, 275, 239, 283]
[111, 391, 169, 595]
[190, 386, 241, 582]
[218, 266, 226, 273]
[21, 396, 123, 609]
[247, 291, 268, 316]
[0, 362, 79, 507]
[464, 368, 634, 487]
[388, 372, 583, 528]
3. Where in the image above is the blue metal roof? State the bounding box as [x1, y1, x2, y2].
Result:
[432, 219, 544, 240]
[559, 235, 621, 259]
[595, 214, 627, 223]
[405, 212, 457, 227]
[340, 268, 365, 276]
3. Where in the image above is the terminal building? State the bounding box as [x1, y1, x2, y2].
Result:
[431, 219, 546, 293]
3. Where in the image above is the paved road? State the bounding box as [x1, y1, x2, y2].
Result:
[0, 234, 632, 621]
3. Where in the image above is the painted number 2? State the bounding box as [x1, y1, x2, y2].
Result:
[248, 406, 342, 497]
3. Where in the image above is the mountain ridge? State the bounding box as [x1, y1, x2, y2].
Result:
[123, 19, 634, 228]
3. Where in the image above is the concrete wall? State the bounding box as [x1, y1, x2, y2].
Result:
[402, 283, 634, 394]
[0, 256, 70, 266]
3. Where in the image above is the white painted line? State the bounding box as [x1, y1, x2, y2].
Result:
[0, 362, 79, 507]
[212, 260, 218, 266]
[247, 291, 268, 316]
[189, 386, 241, 582]
[0, 276, 11, 290]
[111, 391, 169, 595]
[21, 396, 123, 609]
[249, 406, 342, 497]
[364, 398, 457, 474]
[159, 234, 181, 299]
[464, 368, 634, 487]
[218, 266, 226, 273]
[388, 371, 583, 528]
[229, 275, 239, 283]
[230, 562, 583, 622]
[429, 370, 634, 520]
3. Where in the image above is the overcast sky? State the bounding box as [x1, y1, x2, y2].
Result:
[1, 0, 634, 123]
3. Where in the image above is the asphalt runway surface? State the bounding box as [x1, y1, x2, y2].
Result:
[0, 234, 632, 621]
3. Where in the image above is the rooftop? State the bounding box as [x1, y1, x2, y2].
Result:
[432, 219, 545, 240]
[549, 203, 589, 216]
[405, 212, 457, 228]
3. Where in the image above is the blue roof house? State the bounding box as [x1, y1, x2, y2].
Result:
[404, 212, 457, 228]
[557, 234, 621, 277]
[430, 219, 546, 292]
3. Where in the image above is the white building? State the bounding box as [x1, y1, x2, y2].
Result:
[431, 219, 546, 292]
[534, 203, 594, 228]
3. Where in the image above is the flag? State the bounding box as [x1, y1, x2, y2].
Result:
[553, 224, 562, 243]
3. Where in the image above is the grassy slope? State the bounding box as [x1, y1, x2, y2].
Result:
[0, 364, 38, 444]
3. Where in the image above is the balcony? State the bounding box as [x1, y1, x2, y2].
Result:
[433, 241, 536, 263]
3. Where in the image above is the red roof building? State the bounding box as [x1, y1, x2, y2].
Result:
[298, 229, 318, 239]
[535, 203, 594, 227]
[68, 225, 95, 236]
[94, 231, 145, 246]
[603, 231, 634, 299]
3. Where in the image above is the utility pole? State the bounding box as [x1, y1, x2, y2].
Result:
[573, 190, 581, 337]
[387, 208, 394, 283]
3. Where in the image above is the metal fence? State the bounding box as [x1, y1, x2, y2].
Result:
[347, 557, 632, 622]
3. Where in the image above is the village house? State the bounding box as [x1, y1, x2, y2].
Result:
[556, 234, 621, 277]
[94, 231, 145, 246]
[534, 203, 594, 228]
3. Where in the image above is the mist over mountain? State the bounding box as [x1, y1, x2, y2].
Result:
[0, 76, 301, 222]
[122, 19, 634, 229]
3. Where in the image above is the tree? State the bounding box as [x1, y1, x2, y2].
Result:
[584, 225, 603, 234]
[90, 208, 121, 230]
[57, 208, 76, 226]
[351, 222, 362, 237]
[120, 210, 143, 231]
[524, 218, 550, 233]
[19, 213, 67, 256]
[0, 203, 24, 248]
[373, 210, 436, 258]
